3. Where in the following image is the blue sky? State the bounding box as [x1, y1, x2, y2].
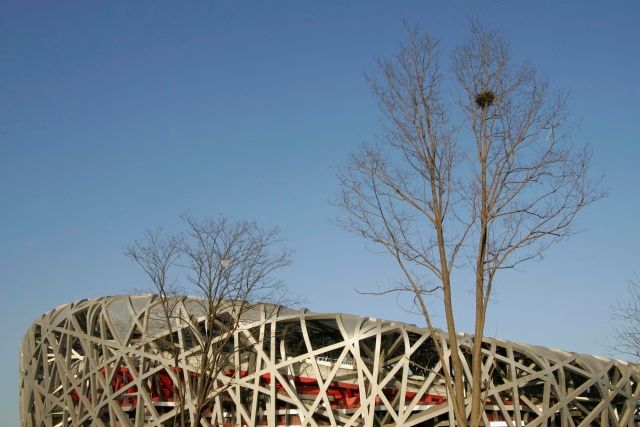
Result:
[1, 1, 639, 423]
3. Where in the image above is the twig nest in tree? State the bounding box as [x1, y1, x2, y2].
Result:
[475, 90, 495, 109]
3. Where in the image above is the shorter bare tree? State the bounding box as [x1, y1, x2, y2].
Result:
[612, 277, 640, 360]
[126, 215, 292, 426]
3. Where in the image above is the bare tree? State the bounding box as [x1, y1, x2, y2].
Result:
[126, 215, 292, 426]
[337, 21, 602, 427]
[612, 277, 640, 360]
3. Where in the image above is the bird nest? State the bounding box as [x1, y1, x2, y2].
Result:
[475, 90, 495, 109]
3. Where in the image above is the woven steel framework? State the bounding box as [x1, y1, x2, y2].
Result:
[20, 295, 640, 426]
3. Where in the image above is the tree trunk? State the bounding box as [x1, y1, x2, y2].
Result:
[193, 410, 202, 427]
[443, 284, 468, 427]
[470, 284, 486, 427]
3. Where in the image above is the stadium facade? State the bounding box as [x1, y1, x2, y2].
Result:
[20, 295, 640, 426]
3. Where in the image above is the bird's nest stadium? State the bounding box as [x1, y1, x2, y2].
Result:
[20, 295, 640, 426]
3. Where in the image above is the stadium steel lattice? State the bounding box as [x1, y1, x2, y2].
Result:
[20, 295, 640, 426]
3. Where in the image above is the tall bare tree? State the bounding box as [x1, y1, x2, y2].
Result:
[126, 215, 292, 426]
[337, 21, 602, 426]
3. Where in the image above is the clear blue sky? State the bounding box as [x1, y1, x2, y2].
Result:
[1, 1, 639, 423]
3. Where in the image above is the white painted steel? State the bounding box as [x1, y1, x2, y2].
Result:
[19, 295, 640, 426]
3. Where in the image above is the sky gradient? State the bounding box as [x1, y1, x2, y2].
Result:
[2, 1, 639, 424]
